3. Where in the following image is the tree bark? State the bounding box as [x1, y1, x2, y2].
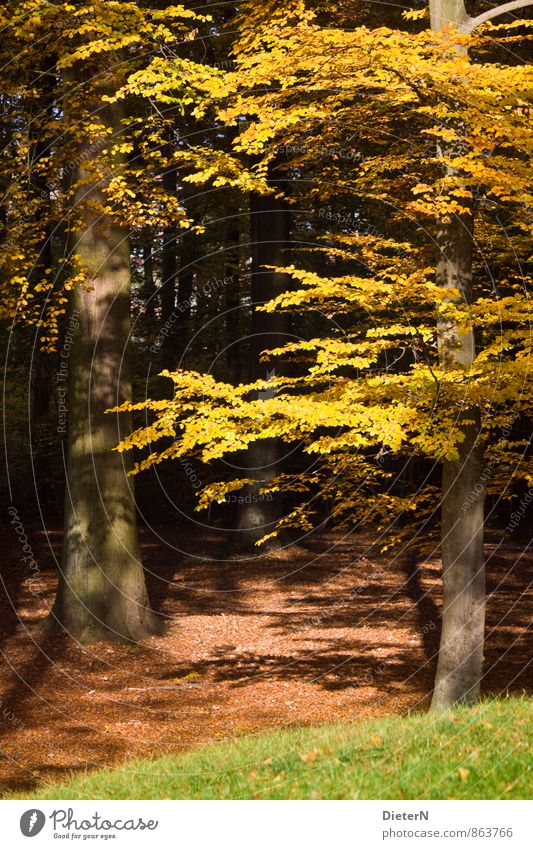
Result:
[431, 198, 486, 708]
[430, 0, 487, 708]
[429, 0, 470, 31]
[431, 200, 487, 711]
[433, 412, 486, 708]
[174, 229, 196, 364]
[160, 152, 179, 371]
[236, 173, 291, 549]
[49, 81, 160, 643]
[28, 58, 55, 422]
[142, 241, 155, 298]
[224, 215, 242, 385]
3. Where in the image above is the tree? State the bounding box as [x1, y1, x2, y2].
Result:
[115, 2, 532, 697]
[160, 150, 180, 371]
[0, 0, 208, 642]
[428, 0, 532, 709]
[50, 68, 163, 642]
[235, 162, 292, 548]
[223, 209, 243, 387]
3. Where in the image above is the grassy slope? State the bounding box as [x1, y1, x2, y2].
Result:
[20, 698, 532, 800]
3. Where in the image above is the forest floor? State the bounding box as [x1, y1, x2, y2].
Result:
[0, 523, 531, 796]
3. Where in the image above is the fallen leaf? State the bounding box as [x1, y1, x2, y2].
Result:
[458, 767, 469, 782]
[300, 750, 319, 762]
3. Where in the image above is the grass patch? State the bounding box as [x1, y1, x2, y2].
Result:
[18, 698, 532, 800]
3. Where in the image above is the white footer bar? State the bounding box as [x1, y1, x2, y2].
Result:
[2, 799, 531, 848]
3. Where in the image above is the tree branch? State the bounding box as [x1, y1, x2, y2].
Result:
[460, 0, 532, 33]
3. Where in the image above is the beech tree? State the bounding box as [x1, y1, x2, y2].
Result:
[235, 166, 292, 548]
[50, 70, 163, 641]
[0, 1, 206, 641]
[429, 0, 532, 710]
[115, 2, 532, 702]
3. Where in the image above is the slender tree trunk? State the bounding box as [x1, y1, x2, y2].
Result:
[236, 173, 290, 548]
[160, 152, 179, 371]
[49, 84, 160, 643]
[429, 0, 486, 708]
[29, 230, 53, 422]
[142, 241, 155, 298]
[224, 215, 242, 385]
[28, 59, 55, 421]
[173, 229, 196, 364]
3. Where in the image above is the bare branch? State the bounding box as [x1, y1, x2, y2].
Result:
[461, 0, 533, 33]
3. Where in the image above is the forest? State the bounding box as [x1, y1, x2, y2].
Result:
[0, 0, 532, 802]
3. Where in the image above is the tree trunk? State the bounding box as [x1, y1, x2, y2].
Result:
[174, 229, 196, 364]
[429, 0, 469, 31]
[49, 86, 160, 643]
[236, 173, 290, 549]
[430, 171, 486, 711]
[433, 412, 486, 708]
[429, 0, 486, 706]
[160, 155, 179, 371]
[224, 215, 242, 385]
[28, 58, 55, 422]
[142, 241, 155, 298]
[429, 0, 531, 705]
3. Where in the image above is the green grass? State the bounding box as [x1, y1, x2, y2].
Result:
[18, 698, 532, 800]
